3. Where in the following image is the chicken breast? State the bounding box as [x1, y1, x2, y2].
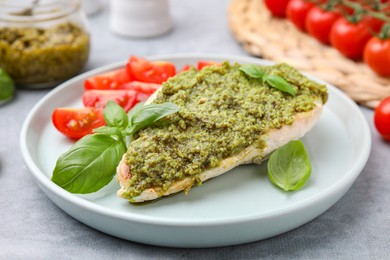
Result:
[117, 62, 327, 203]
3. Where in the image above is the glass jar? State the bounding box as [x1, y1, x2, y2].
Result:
[0, 0, 90, 88]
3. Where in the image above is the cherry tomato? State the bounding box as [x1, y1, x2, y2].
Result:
[82, 90, 138, 112]
[286, 0, 314, 31]
[364, 37, 390, 76]
[121, 81, 161, 95]
[264, 0, 290, 17]
[197, 61, 220, 70]
[84, 69, 131, 90]
[52, 107, 105, 140]
[362, 16, 384, 34]
[330, 17, 372, 59]
[180, 64, 191, 72]
[126, 56, 176, 84]
[305, 7, 340, 44]
[374, 97, 390, 141]
[121, 81, 161, 102]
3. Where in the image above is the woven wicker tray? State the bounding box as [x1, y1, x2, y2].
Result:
[228, 0, 390, 108]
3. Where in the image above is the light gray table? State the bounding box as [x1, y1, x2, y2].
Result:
[1, 0, 389, 258]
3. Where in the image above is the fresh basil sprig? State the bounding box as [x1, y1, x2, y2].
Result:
[240, 64, 297, 96]
[267, 140, 311, 191]
[51, 134, 127, 193]
[52, 101, 179, 194]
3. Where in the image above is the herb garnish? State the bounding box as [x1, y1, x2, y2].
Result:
[0, 68, 15, 104]
[267, 140, 312, 191]
[51, 101, 179, 194]
[239, 64, 297, 96]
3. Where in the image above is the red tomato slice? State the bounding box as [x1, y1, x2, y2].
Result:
[180, 64, 191, 72]
[121, 81, 161, 102]
[84, 68, 132, 90]
[82, 90, 138, 112]
[121, 81, 161, 95]
[52, 107, 105, 140]
[197, 61, 220, 70]
[126, 56, 176, 84]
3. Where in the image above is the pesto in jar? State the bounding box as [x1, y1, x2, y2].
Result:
[0, 22, 89, 87]
[123, 62, 328, 198]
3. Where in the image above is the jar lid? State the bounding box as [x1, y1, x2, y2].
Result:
[0, 0, 80, 23]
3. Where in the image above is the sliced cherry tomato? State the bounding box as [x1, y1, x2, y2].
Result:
[264, 0, 290, 17]
[305, 7, 340, 44]
[374, 97, 390, 141]
[126, 56, 176, 84]
[180, 64, 191, 72]
[330, 17, 372, 59]
[52, 107, 105, 140]
[363, 37, 390, 76]
[121, 81, 161, 102]
[84, 69, 131, 90]
[121, 81, 161, 95]
[286, 0, 314, 31]
[197, 61, 220, 70]
[82, 90, 138, 112]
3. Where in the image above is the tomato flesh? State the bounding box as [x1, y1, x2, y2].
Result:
[197, 61, 220, 70]
[52, 108, 105, 140]
[121, 81, 161, 95]
[82, 90, 138, 112]
[374, 97, 390, 141]
[127, 56, 176, 84]
[121, 81, 161, 102]
[84, 69, 131, 90]
[180, 64, 191, 72]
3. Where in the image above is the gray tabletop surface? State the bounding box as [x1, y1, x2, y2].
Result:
[1, 0, 389, 258]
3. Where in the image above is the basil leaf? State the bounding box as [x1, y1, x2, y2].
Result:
[51, 134, 126, 194]
[104, 100, 128, 129]
[267, 140, 311, 191]
[263, 74, 297, 96]
[0, 68, 15, 103]
[240, 64, 296, 96]
[239, 64, 265, 78]
[127, 102, 145, 122]
[126, 102, 179, 135]
[93, 126, 122, 137]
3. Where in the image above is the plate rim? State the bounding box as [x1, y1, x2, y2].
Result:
[20, 53, 372, 227]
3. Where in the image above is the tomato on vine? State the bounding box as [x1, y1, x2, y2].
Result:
[264, 0, 291, 17]
[306, 6, 341, 44]
[330, 17, 372, 59]
[286, 0, 314, 31]
[374, 97, 390, 142]
[364, 24, 390, 76]
[362, 16, 385, 33]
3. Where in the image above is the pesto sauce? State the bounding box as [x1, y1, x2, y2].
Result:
[0, 22, 89, 87]
[124, 62, 327, 198]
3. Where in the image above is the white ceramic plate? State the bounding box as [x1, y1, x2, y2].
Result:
[20, 54, 371, 248]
